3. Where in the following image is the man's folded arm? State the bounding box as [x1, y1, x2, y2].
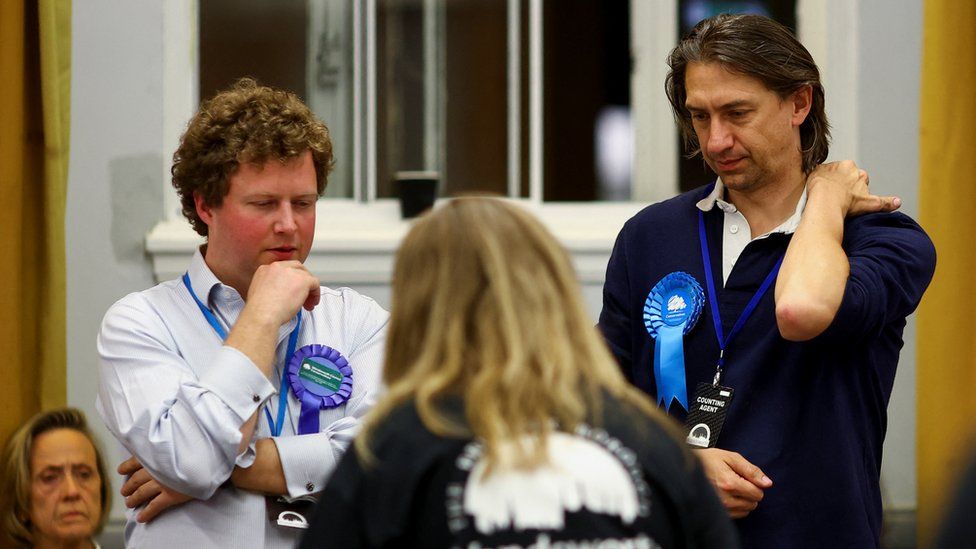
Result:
[97, 295, 275, 499]
[233, 416, 359, 497]
[233, 293, 388, 497]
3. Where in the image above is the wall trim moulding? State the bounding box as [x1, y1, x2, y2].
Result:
[146, 200, 648, 286]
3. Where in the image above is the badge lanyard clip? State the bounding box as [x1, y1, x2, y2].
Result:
[712, 349, 725, 387]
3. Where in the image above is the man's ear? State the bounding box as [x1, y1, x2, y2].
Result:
[194, 192, 214, 226]
[790, 85, 813, 127]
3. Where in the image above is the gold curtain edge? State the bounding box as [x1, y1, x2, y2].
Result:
[37, 0, 71, 408]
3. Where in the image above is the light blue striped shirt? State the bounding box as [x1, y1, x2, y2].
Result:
[96, 250, 388, 548]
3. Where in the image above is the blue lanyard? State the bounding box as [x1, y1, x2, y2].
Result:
[182, 273, 300, 437]
[697, 209, 784, 385]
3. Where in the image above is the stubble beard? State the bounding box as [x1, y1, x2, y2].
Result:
[716, 160, 774, 196]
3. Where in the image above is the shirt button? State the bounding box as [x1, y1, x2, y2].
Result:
[306, 482, 315, 492]
[252, 394, 260, 403]
[730, 225, 739, 234]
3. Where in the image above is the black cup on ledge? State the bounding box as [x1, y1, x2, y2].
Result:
[395, 170, 439, 219]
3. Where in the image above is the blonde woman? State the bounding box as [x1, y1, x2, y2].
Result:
[302, 198, 737, 548]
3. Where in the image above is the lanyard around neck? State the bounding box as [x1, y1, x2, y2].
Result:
[697, 207, 784, 384]
[182, 273, 299, 437]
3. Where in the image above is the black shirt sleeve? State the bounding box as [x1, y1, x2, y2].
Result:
[599, 223, 636, 381]
[821, 212, 936, 343]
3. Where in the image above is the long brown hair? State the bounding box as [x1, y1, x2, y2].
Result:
[665, 13, 831, 174]
[357, 198, 672, 471]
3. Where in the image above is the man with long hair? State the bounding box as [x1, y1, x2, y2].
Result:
[599, 14, 935, 547]
[302, 198, 739, 548]
[96, 78, 388, 547]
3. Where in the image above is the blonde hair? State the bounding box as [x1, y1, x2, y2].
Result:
[0, 408, 112, 548]
[358, 197, 673, 471]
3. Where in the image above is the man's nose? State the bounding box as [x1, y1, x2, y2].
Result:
[274, 203, 297, 233]
[706, 119, 734, 156]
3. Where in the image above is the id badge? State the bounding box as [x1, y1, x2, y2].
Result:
[683, 382, 734, 448]
[266, 494, 318, 530]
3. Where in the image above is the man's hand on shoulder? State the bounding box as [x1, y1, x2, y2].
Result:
[694, 448, 773, 519]
[118, 457, 194, 523]
[775, 160, 897, 341]
[806, 160, 901, 218]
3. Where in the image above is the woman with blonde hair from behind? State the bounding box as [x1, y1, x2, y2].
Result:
[302, 198, 737, 548]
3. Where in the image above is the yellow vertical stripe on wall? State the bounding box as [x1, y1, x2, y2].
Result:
[0, 0, 70, 448]
[917, 0, 976, 544]
[0, 0, 40, 448]
[37, 0, 70, 410]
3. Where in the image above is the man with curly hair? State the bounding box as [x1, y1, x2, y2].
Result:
[96, 78, 388, 548]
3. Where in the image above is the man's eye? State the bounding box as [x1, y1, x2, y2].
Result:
[253, 201, 275, 208]
[729, 110, 747, 119]
[293, 200, 314, 209]
[691, 112, 708, 121]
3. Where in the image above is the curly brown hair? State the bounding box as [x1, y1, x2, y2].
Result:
[172, 77, 335, 236]
[665, 14, 831, 174]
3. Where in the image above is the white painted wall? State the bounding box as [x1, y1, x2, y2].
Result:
[67, 1, 167, 524]
[857, 0, 924, 511]
[66, 1, 924, 532]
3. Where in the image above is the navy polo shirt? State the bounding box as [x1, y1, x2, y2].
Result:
[599, 185, 936, 547]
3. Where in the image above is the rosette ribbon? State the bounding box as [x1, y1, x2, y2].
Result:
[643, 272, 704, 411]
[286, 344, 354, 435]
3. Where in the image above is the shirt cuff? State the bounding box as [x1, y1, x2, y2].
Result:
[235, 439, 258, 468]
[196, 345, 276, 423]
[272, 416, 360, 497]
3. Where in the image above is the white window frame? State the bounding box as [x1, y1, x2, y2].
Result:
[148, 0, 859, 291]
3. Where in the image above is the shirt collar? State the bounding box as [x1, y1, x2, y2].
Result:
[186, 247, 243, 306]
[773, 187, 807, 236]
[695, 178, 807, 236]
[695, 179, 737, 214]
[185, 248, 295, 337]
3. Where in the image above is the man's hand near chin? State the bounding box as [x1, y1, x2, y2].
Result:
[694, 447, 773, 519]
[118, 457, 194, 523]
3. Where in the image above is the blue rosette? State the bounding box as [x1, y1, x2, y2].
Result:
[643, 272, 704, 411]
[287, 344, 354, 435]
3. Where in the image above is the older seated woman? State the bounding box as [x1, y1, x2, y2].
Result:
[1, 408, 111, 548]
